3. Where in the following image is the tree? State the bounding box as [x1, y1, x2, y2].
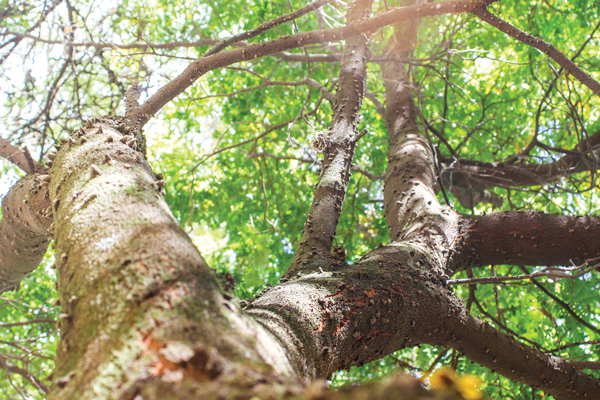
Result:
[1, 0, 600, 398]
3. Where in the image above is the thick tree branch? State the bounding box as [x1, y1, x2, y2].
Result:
[456, 211, 600, 269]
[285, 0, 372, 278]
[440, 128, 600, 193]
[0, 175, 53, 293]
[441, 312, 600, 399]
[381, 19, 461, 267]
[137, 0, 482, 126]
[471, 3, 600, 96]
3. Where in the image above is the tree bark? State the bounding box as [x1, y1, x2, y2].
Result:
[0, 174, 52, 292]
[2, 1, 600, 399]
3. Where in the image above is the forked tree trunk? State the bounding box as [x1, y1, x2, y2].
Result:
[1, 1, 600, 399]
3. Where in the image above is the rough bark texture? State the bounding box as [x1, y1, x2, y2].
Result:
[440, 128, 600, 208]
[1, 1, 600, 399]
[47, 117, 301, 400]
[459, 211, 600, 268]
[286, 0, 371, 277]
[0, 174, 52, 292]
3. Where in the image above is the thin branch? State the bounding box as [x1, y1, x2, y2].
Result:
[0, 319, 56, 328]
[448, 262, 600, 285]
[472, 3, 600, 95]
[252, 151, 384, 181]
[193, 77, 335, 103]
[472, 297, 544, 351]
[191, 98, 324, 171]
[0, 356, 49, 394]
[0, 0, 64, 66]
[202, 0, 333, 57]
[571, 361, 600, 370]
[517, 265, 600, 336]
[547, 339, 600, 353]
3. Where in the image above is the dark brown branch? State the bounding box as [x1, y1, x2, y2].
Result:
[137, 0, 483, 127]
[441, 128, 600, 191]
[457, 211, 600, 269]
[547, 339, 600, 353]
[0, 355, 49, 394]
[441, 312, 600, 399]
[0, 319, 56, 328]
[448, 262, 600, 285]
[285, 0, 372, 277]
[572, 362, 600, 370]
[471, 3, 600, 96]
[517, 265, 600, 336]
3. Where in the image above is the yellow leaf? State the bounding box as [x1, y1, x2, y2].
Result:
[430, 368, 483, 400]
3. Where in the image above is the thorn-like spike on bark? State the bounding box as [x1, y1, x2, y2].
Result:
[69, 137, 76, 144]
[90, 164, 101, 178]
[105, 154, 117, 166]
[120, 135, 132, 144]
[47, 153, 56, 161]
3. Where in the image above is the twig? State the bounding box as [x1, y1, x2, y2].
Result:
[517, 265, 600, 335]
[448, 262, 600, 285]
[0, 319, 55, 328]
[354, 128, 369, 143]
[203, 0, 333, 57]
